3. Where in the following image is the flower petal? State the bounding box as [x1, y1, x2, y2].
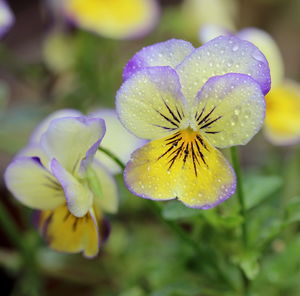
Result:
[176, 35, 271, 105]
[51, 159, 93, 217]
[123, 39, 194, 80]
[124, 131, 236, 209]
[191, 73, 266, 148]
[90, 109, 145, 174]
[199, 24, 230, 44]
[0, 0, 14, 38]
[37, 205, 100, 258]
[17, 144, 50, 168]
[30, 109, 82, 144]
[265, 80, 300, 145]
[90, 160, 118, 214]
[62, 0, 159, 40]
[116, 66, 188, 140]
[4, 157, 65, 210]
[41, 116, 106, 176]
[237, 28, 284, 87]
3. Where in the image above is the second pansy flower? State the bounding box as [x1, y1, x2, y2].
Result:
[117, 36, 270, 209]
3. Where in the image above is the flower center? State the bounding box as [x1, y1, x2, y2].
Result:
[158, 129, 209, 177]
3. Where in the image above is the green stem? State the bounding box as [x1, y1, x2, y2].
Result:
[230, 147, 248, 247]
[0, 201, 23, 250]
[98, 146, 125, 170]
[230, 147, 250, 295]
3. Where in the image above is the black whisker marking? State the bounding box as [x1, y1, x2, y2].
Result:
[153, 124, 177, 131]
[196, 135, 209, 151]
[200, 115, 222, 129]
[161, 98, 180, 123]
[198, 106, 216, 125]
[196, 106, 206, 122]
[176, 106, 183, 120]
[205, 131, 220, 134]
[155, 109, 179, 127]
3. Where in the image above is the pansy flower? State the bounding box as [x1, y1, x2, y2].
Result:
[0, 0, 14, 38]
[200, 26, 300, 145]
[5, 111, 118, 257]
[116, 37, 270, 208]
[54, 0, 159, 39]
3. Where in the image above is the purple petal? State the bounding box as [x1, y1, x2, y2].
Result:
[123, 39, 195, 80]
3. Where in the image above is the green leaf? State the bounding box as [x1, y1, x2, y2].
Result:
[244, 175, 283, 210]
[162, 201, 201, 220]
[284, 196, 300, 224]
[234, 251, 260, 280]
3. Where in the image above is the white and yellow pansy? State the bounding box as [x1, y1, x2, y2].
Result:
[56, 0, 159, 39]
[5, 112, 118, 257]
[116, 36, 270, 208]
[0, 0, 14, 38]
[200, 26, 300, 145]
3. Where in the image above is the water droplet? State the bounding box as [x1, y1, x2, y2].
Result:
[252, 50, 265, 62]
[232, 44, 239, 52]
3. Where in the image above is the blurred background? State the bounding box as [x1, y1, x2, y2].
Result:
[1, 0, 300, 295]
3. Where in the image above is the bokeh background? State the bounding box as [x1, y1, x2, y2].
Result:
[1, 0, 300, 295]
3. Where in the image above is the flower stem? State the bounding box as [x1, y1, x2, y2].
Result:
[230, 147, 251, 295]
[230, 146, 248, 247]
[98, 146, 125, 170]
[0, 201, 23, 250]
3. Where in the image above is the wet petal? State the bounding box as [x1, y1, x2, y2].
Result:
[4, 157, 65, 210]
[41, 117, 106, 176]
[90, 109, 145, 174]
[0, 0, 14, 38]
[30, 109, 82, 144]
[124, 131, 236, 209]
[176, 35, 271, 105]
[51, 159, 93, 217]
[123, 39, 194, 80]
[237, 28, 284, 87]
[265, 80, 300, 145]
[62, 0, 159, 40]
[37, 205, 100, 258]
[90, 160, 118, 214]
[116, 66, 188, 140]
[191, 73, 265, 148]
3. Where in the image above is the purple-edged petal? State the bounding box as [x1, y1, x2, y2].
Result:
[17, 144, 50, 168]
[29, 109, 82, 144]
[237, 28, 284, 87]
[41, 116, 106, 176]
[191, 73, 266, 148]
[4, 157, 65, 210]
[116, 66, 189, 140]
[0, 0, 14, 38]
[123, 39, 194, 80]
[90, 109, 145, 174]
[51, 159, 93, 217]
[176, 35, 271, 105]
[124, 131, 236, 209]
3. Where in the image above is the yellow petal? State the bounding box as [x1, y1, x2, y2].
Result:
[265, 80, 300, 145]
[38, 204, 100, 258]
[125, 129, 236, 208]
[63, 0, 158, 39]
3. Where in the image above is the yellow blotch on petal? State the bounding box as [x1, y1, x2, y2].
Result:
[265, 80, 300, 145]
[38, 205, 100, 258]
[125, 129, 236, 208]
[63, 0, 158, 39]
